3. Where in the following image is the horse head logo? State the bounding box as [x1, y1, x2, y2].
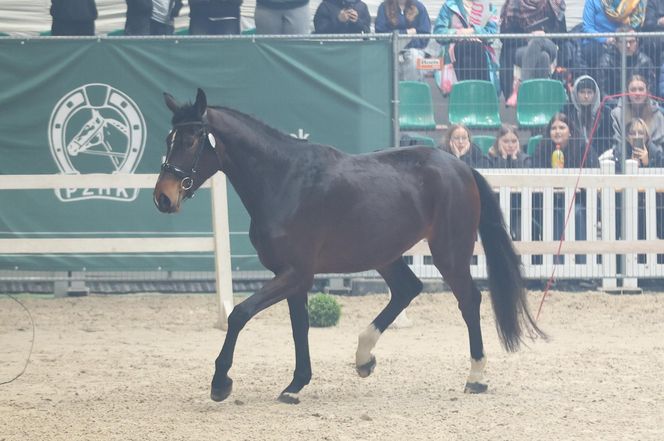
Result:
[48, 84, 146, 202]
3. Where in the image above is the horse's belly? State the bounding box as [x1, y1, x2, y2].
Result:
[313, 226, 426, 274]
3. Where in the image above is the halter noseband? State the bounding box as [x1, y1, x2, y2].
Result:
[161, 120, 215, 196]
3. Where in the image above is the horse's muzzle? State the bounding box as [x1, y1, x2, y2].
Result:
[154, 192, 177, 213]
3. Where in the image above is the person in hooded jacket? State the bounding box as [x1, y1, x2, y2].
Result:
[313, 0, 371, 33]
[439, 124, 492, 168]
[562, 75, 613, 156]
[50, 0, 97, 36]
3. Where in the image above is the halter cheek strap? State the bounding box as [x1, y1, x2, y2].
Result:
[161, 121, 214, 197]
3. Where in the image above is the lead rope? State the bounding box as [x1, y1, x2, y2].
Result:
[0, 293, 35, 385]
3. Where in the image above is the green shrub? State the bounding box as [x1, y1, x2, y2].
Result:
[308, 293, 341, 327]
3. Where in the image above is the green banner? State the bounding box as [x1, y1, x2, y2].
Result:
[0, 37, 392, 271]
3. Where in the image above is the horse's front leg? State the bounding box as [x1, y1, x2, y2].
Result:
[210, 268, 312, 402]
[278, 292, 312, 404]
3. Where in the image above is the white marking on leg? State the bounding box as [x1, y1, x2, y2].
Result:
[466, 356, 487, 384]
[356, 325, 381, 367]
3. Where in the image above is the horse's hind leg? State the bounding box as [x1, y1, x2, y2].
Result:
[278, 292, 311, 404]
[356, 258, 423, 378]
[437, 267, 487, 394]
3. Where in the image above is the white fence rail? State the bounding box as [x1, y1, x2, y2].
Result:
[0, 173, 233, 329]
[406, 161, 664, 289]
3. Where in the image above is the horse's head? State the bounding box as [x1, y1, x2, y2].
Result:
[154, 88, 221, 213]
[68, 109, 104, 156]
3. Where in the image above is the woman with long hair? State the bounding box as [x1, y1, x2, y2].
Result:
[611, 74, 664, 150]
[440, 124, 491, 168]
[613, 117, 664, 168]
[488, 124, 531, 168]
[375, 0, 432, 50]
[532, 112, 599, 168]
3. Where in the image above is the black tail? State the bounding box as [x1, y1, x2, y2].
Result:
[471, 169, 546, 351]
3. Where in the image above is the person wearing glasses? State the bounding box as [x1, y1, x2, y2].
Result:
[597, 26, 655, 100]
[439, 124, 491, 168]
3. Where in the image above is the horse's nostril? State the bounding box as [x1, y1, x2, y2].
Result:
[158, 193, 171, 211]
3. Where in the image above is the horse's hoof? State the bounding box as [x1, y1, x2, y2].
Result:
[210, 378, 233, 402]
[464, 382, 488, 394]
[356, 355, 376, 378]
[277, 392, 300, 404]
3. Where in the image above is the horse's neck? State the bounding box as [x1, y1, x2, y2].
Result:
[214, 109, 293, 218]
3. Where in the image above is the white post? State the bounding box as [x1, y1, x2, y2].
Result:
[623, 160, 639, 290]
[211, 174, 234, 330]
[600, 160, 617, 289]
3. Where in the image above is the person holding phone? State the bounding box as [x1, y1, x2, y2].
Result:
[313, 0, 371, 34]
[614, 118, 664, 168]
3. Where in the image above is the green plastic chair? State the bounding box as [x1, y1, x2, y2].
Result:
[175, 27, 189, 35]
[404, 134, 436, 148]
[516, 79, 568, 128]
[107, 29, 125, 36]
[399, 81, 437, 131]
[527, 135, 543, 156]
[448, 80, 501, 129]
[241, 27, 256, 35]
[473, 135, 496, 154]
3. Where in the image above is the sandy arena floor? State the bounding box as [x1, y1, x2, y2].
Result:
[1, 290, 662, 441]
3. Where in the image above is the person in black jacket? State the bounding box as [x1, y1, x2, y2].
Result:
[313, 0, 371, 34]
[439, 124, 491, 168]
[562, 75, 613, 156]
[597, 26, 656, 100]
[532, 112, 599, 168]
[488, 124, 532, 169]
[125, 0, 183, 35]
[50, 0, 97, 36]
[189, 0, 242, 34]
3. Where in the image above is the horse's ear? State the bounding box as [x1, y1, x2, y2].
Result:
[195, 88, 207, 117]
[164, 92, 179, 114]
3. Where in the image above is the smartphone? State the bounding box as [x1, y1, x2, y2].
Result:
[632, 137, 645, 150]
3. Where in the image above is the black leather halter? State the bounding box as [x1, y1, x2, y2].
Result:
[161, 121, 212, 196]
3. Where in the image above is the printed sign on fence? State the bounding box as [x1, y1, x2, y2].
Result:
[416, 58, 442, 70]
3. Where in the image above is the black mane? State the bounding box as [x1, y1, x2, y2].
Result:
[210, 106, 303, 145]
[171, 102, 302, 146]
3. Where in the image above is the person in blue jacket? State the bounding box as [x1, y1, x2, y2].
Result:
[375, 0, 432, 49]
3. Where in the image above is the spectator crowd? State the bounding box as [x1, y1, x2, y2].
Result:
[39, 0, 664, 171]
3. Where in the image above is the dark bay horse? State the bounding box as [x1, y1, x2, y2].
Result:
[154, 89, 545, 404]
